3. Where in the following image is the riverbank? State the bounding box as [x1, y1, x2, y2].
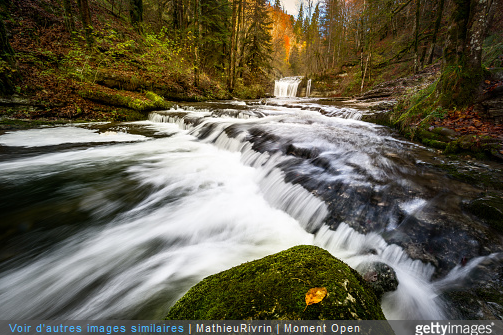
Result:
[0, 0, 273, 129]
[335, 65, 503, 163]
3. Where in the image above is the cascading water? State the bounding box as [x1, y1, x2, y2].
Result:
[0, 99, 501, 320]
[274, 76, 302, 97]
[306, 79, 312, 97]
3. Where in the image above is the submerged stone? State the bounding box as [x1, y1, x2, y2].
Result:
[165, 245, 386, 320]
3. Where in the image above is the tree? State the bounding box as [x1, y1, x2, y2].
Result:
[273, 0, 281, 11]
[77, 0, 93, 46]
[243, 0, 273, 81]
[199, 0, 231, 74]
[437, 0, 498, 107]
[227, 0, 239, 91]
[293, 3, 304, 37]
[0, 9, 15, 96]
[426, 0, 445, 65]
[130, 0, 143, 33]
[62, 0, 75, 35]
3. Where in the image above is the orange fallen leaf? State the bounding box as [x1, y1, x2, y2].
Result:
[303, 287, 327, 312]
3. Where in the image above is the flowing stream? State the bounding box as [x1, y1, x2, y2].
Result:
[0, 98, 501, 320]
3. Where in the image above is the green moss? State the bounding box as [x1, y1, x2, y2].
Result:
[421, 138, 448, 149]
[437, 64, 483, 108]
[110, 108, 145, 121]
[166, 245, 386, 320]
[79, 88, 173, 111]
[444, 141, 460, 154]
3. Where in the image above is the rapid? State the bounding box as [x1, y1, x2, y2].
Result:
[0, 92, 501, 320]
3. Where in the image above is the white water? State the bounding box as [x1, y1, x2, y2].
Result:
[274, 76, 302, 97]
[142, 108, 457, 320]
[0, 126, 314, 319]
[0, 102, 493, 320]
[306, 79, 312, 97]
[314, 225, 444, 319]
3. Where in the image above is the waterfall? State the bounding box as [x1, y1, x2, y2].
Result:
[306, 79, 312, 97]
[274, 76, 302, 97]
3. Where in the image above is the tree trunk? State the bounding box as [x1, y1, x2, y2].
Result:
[193, 0, 200, 87]
[413, 0, 420, 73]
[130, 0, 143, 33]
[227, 0, 238, 91]
[438, 0, 497, 107]
[466, 0, 495, 70]
[0, 18, 15, 95]
[426, 0, 445, 65]
[77, 0, 93, 47]
[62, 0, 75, 35]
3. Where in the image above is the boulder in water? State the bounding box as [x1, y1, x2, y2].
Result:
[357, 262, 399, 300]
[165, 245, 386, 320]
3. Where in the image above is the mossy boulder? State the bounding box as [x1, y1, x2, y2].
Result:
[165, 245, 386, 320]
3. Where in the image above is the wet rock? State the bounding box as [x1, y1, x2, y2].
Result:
[431, 127, 457, 139]
[166, 245, 386, 320]
[369, 100, 397, 111]
[465, 193, 503, 232]
[357, 262, 399, 300]
[357, 87, 400, 100]
[474, 83, 503, 125]
[361, 110, 392, 126]
[440, 253, 503, 320]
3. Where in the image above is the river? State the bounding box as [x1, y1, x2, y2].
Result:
[0, 97, 502, 320]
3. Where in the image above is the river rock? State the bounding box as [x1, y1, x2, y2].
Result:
[357, 262, 399, 300]
[165, 245, 386, 320]
[465, 193, 503, 232]
[440, 253, 503, 319]
[431, 127, 457, 139]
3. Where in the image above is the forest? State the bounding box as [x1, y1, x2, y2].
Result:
[2, 0, 503, 322]
[0, 0, 502, 154]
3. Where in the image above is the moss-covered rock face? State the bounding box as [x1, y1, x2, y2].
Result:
[165, 245, 386, 320]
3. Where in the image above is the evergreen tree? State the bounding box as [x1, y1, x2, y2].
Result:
[243, 0, 273, 81]
[289, 45, 301, 74]
[199, 0, 231, 73]
[274, 0, 281, 11]
[293, 3, 304, 38]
